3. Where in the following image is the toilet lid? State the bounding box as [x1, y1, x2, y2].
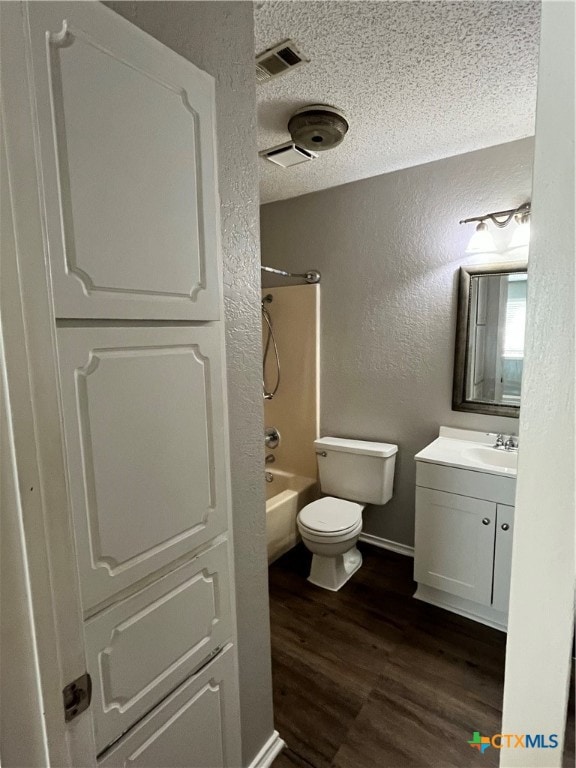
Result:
[298, 497, 363, 533]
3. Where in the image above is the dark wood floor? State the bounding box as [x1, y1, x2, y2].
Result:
[269, 543, 575, 768]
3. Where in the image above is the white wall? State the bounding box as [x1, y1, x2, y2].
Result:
[261, 138, 534, 547]
[106, 3, 274, 764]
[501, 1, 575, 764]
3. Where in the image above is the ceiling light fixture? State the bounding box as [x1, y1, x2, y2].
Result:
[288, 105, 349, 152]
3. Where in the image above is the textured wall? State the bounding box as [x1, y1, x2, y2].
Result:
[105, 3, 274, 764]
[501, 2, 575, 763]
[260, 138, 534, 547]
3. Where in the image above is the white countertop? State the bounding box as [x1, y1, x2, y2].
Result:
[415, 427, 518, 478]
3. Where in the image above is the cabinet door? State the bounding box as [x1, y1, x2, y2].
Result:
[492, 504, 514, 613]
[26, 2, 220, 321]
[86, 540, 232, 753]
[414, 488, 496, 605]
[57, 325, 229, 611]
[98, 645, 241, 767]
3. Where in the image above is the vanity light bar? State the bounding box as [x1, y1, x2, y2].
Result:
[460, 202, 531, 229]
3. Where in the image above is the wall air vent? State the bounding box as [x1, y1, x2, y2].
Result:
[256, 39, 309, 83]
[260, 141, 318, 168]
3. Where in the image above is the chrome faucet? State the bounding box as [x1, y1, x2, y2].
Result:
[494, 434, 518, 451]
[265, 427, 280, 449]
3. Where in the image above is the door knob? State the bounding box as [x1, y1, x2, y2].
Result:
[482, 518, 491, 525]
[501, 523, 510, 531]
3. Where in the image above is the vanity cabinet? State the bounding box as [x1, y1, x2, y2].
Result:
[415, 488, 514, 608]
[414, 454, 516, 630]
[414, 488, 497, 606]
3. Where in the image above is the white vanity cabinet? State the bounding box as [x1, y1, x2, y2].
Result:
[414, 428, 517, 631]
[415, 488, 498, 606]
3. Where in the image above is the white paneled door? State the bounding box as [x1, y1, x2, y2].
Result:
[1, 2, 240, 766]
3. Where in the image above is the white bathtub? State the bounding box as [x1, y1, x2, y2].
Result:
[265, 470, 317, 564]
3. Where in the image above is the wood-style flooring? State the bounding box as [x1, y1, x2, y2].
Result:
[269, 543, 575, 768]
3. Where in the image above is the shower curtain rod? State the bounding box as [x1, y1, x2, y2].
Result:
[261, 265, 321, 284]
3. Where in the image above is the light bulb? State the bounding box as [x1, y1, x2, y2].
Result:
[509, 219, 531, 250]
[466, 221, 497, 254]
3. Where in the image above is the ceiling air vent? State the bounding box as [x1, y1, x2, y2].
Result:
[256, 39, 309, 83]
[260, 141, 318, 168]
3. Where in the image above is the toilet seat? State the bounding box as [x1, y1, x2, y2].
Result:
[298, 519, 362, 547]
[298, 497, 363, 536]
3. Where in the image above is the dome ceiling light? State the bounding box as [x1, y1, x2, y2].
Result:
[288, 105, 349, 152]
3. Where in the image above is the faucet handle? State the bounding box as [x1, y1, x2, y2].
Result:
[265, 427, 280, 449]
[494, 434, 505, 448]
[504, 435, 518, 451]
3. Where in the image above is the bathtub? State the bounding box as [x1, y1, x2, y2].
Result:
[265, 470, 318, 564]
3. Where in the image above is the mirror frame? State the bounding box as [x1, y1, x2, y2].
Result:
[452, 260, 528, 418]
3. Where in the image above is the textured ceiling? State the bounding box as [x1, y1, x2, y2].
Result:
[255, 1, 540, 204]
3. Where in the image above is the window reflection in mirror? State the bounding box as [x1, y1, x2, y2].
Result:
[453, 263, 527, 418]
[466, 273, 527, 405]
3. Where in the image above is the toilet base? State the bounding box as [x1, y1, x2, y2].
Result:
[307, 546, 363, 591]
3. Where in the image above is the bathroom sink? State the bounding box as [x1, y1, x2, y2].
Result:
[414, 427, 518, 477]
[463, 446, 517, 471]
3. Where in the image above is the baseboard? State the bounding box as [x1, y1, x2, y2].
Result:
[248, 730, 285, 768]
[414, 584, 508, 632]
[359, 532, 414, 558]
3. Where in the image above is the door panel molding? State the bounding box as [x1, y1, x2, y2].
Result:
[86, 540, 232, 753]
[98, 645, 241, 768]
[57, 325, 228, 610]
[27, 2, 220, 320]
[76, 346, 216, 571]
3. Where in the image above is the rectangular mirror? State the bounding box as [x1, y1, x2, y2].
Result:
[453, 262, 528, 417]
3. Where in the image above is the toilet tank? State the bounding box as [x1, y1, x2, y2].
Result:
[315, 437, 398, 505]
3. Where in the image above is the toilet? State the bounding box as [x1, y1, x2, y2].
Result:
[297, 437, 398, 591]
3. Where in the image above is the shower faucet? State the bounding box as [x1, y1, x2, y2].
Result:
[265, 427, 280, 449]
